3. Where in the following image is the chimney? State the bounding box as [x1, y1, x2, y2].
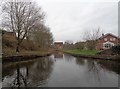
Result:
[102, 33, 104, 36]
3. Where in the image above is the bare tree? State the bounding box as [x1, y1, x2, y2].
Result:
[64, 40, 74, 49]
[83, 27, 102, 50]
[30, 23, 53, 50]
[2, 1, 45, 52]
[74, 41, 85, 50]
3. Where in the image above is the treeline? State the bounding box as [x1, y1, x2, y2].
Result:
[63, 40, 95, 50]
[2, 1, 53, 52]
[63, 28, 101, 50]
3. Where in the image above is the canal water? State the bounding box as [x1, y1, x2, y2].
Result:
[2, 52, 119, 87]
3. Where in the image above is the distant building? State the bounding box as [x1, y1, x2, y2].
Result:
[54, 51, 63, 58]
[54, 42, 63, 49]
[96, 33, 119, 50]
[2, 30, 16, 37]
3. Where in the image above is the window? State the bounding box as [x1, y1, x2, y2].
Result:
[103, 42, 114, 49]
[110, 38, 113, 41]
[104, 43, 111, 48]
[104, 38, 107, 41]
[113, 38, 116, 41]
[110, 38, 116, 41]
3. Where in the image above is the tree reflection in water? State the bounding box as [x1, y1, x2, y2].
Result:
[11, 65, 27, 87]
[2, 57, 54, 87]
[64, 54, 75, 62]
[27, 57, 54, 87]
[0, 58, 2, 89]
[3, 54, 119, 87]
[97, 60, 119, 75]
[75, 57, 86, 66]
[80, 59, 119, 82]
[54, 51, 63, 59]
[0, 59, 1, 80]
[86, 60, 102, 81]
[75, 57, 102, 81]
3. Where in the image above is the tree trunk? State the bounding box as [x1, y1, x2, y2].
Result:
[17, 65, 20, 87]
[16, 42, 20, 52]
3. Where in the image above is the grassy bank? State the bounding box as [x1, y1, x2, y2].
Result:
[61, 49, 120, 62]
[3, 48, 51, 57]
[2, 50, 52, 63]
[62, 49, 101, 55]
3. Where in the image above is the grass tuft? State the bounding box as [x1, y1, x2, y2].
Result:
[62, 49, 102, 55]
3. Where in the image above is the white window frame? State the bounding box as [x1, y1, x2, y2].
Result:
[113, 38, 116, 41]
[103, 41, 114, 49]
[110, 38, 113, 41]
[104, 38, 107, 41]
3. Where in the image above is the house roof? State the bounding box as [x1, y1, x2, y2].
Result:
[54, 42, 63, 44]
[99, 33, 119, 39]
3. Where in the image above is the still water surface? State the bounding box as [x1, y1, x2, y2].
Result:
[2, 52, 119, 87]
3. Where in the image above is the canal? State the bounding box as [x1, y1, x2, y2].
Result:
[2, 52, 119, 87]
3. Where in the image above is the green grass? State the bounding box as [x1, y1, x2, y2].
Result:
[62, 49, 102, 55]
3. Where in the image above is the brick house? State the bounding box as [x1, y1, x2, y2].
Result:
[96, 33, 119, 50]
[2, 30, 16, 37]
[54, 42, 63, 49]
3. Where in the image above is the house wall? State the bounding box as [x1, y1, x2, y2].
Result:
[4, 32, 16, 37]
[54, 43, 63, 49]
[96, 34, 119, 50]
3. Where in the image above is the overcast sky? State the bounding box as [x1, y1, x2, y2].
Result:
[8, 0, 120, 42]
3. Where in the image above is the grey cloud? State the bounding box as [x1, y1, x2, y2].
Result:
[37, 1, 118, 42]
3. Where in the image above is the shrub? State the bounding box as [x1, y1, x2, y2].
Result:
[20, 40, 38, 50]
[2, 33, 17, 48]
[112, 45, 120, 54]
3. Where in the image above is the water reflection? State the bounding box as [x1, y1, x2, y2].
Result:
[87, 60, 102, 81]
[75, 57, 86, 65]
[2, 60, 35, 78]
[64, 54, 75, 62]
[97, 60, 120, 75]
[75, 57, 102, 81]
[2, 53, 119, 87]
[11, 65, 27, 87]
[2, 57, 54, 87]
[54, 51, 63, 58]
[0, 58, 2, 89]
